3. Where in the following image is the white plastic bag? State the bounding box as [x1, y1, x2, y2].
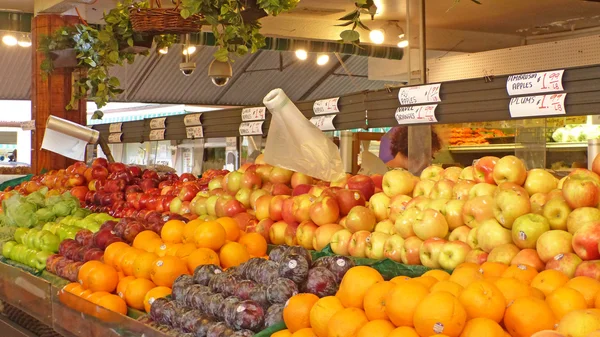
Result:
[263, 89, 346, 182]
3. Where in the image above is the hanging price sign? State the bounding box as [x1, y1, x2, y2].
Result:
[394, 104, 438, 124]
[149, 129, 166, 140]
[20, 120, 35, 131]
[313, 97, 340, 115]
[109, 123, 122, 133]
[149, 117, 166, 129]
[185, 126, 204, 139]
[184, 113, 202, 126]
[239, 121, 264, 136]
[108, 133, 123, 143]
[507, 70, 565, 96]
[509, 93, 566, 118]
[241, 107, 266, 121]
[398, 84, 441, 105]
[310, 115, 336, 131]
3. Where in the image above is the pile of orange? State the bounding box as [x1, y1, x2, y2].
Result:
[278, 263, 600, 337]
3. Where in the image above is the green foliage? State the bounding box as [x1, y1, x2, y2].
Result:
[336, 0, 376, 44]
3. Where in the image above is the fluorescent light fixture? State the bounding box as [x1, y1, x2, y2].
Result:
[295, 49, 308, 60]
[316, 53, 329, 66]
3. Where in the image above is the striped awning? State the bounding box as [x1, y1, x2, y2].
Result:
[87, 110, 189, 125]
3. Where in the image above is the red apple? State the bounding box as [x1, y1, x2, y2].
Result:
[281, 198, 296, 225]
[370, 174, 383, 190]
[92, 157, 109, 168]
[383, 234, 404, 262]
[345, 206, 376, 233]
[542, 197, 572, 231]
[487, 243, 520, 264]
[525, 169, 559, 195]
[272, 183, 292, 196]
[309, 196, 340, 226]
[284, 222, 299, 246]
[429, 179, 455, 200]
[296, 221, 319, 250]
[400, 236, 423, 265]
[382, 169, 416, 197]
[395, 207, 419, 239]
[545, 253, 582, 278]
[91, 166, 109, 180]
[224, 171, 243, 195]
[235, 188, 252, 209]
[269, 167, 293, 185]
[462, 195, 496, 228]
[330, 229, 353, 256]
[108, 162, 127, 173]
[536, 230, 574, 263]
[452, 180, 476, 201]
[369, 192, 391, 222]
[241, 170, 262, 190]
[473, 156, 499, 184]
[178, 184, 200, 202]
[493, 183, 531, 229]
[308, 186, 326, 197]
[269, 195, 289, 221]
[562, 170, 600, 209]
[249, 189, 269, 210]
[412, 209, 449, 241]
[313, 224, 343, 251]
[208, 177, 223, 191]
[223, 199, 245, 217]
[574, 260, 600, 280]
[365, 232, 390, 260]
[269, 221, 288, 245]
[389, 195, 412, 223]
[464, 249, 488, 265]
[233, 212, 255, 231]
[439, 240, 472, 270]
[254, 195, 272, 221]
[572, 222, 600, 260]
[292, 184, 312, 196]
[511, 248, 545, 272]
[442, 167, 462, 183]
[492, 155, 527, 186]
[253, 219, 274, 241]
[530, 193, 549, 215]
[255, 165, 273, 183]
[335, 189, 366, 216]
[347, 175, 376, 201]
[291, 172, 314, 189]
[420, 165, 445, 181]
[70, 186, 89, 203]
[567, 207, 600, 234]
[348, 230, 370, 258]
[413, 179, 435, 198]
[419, 237, 447, 268]
[291, 194, 314, 223]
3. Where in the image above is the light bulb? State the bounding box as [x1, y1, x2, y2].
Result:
[397, 40, 409, 48]
[316, 53, 329, 66]
[295, 49, 307, 60]
[369, 29, 385, 44]
[187, 46, 196, 55]
[159, 47, 168, 54]
[18, 35, 31, 47]
[2, 35, 17, 46]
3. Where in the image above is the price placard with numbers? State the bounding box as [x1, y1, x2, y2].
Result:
[149, 129, 166, 140]
[241, 107, 266, 121]
[507, 70, 565, 96]
[398, 84, 441, 105]
[394, 104, 438, 124]
[185, 126, 204, 139]
[149, 117, 166, 129]
[313, 97, 340, 115]
[20, 120, 35, 131]
[109, 123, 122, 133]
[184, 113, 202, 126]
[310, 115, 336, 131]
[108, 133, 122, 143]
[509, 93, 566, 118]
[239, 121, 264, 136]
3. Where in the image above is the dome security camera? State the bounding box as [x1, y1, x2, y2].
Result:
[180, 62, 196, 76]
[208, 59, 232, 87]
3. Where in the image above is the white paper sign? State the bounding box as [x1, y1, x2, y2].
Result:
[241, 107, 266, 121]
[313, 97, 340, 115]
[185, 126, 204, 139]
[398, 84, 441, 105]
[507, 70, 565, 96]
[239, 121, 264, 136]
[20, 120, 35, 131]
[395, 104, 438, 124]
[150, 117, 166, 129]
[41, 128, 86, 161]
[310, 115, 336, 131]
[108, 133, 122, 143]
[149, 129, 166, 140]
[184, 113, 202, 126]
[226, 137, 237, 151]
[509, 93, 566, 118]
[109, 123, 122, 133]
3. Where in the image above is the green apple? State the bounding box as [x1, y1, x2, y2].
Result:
[2, 241, 17, 258]
[39, 231, 60, 253]
[13, 228, 28, 244]
[512, 214, 550, 249]
[25, 249, 38, 267]
[35, 251, 51, 270]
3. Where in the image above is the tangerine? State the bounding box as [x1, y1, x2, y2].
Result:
[77, 261, 104, 289]
[531, 269, 569, 296]
[219, 242, 251, 269]
[503, 296, 556, 337]
[272, 330, 292, 337]
[132, 252, 159, 280]
[291, 328, 317, 337]
[478, 262, 509, 279]
[501, 264, 539, 285]
[175, 243, 198, 259]
[387, 327, 420, 337]
[238, 232, 268, 257]
[103, 242, 130, 267]
[411, 276, 438, 289]
[182, 219, 203, 243]
[87, 264, 119, 293]
[565, 276, 600, 307]
[336, 266, 384, 309]
[161, 220, 186, 243]
[356, 320, 395, 337]
[413, 291, 467, 337]
[194, 221, 227, 250]
[145, 238, 165, 254]
[116, 276, 136, 299]
[216, 217, 241, 242]
[85, 291, 110, 304]
[309, 296, 345, 337]
[493, 277, 533, 306]
[546, 287, 587, 319]
[119, 248, 142, 276]
[458, 280, 505, 323]
[430, 280, 464, 297]
[96, 294, 128, 315]
[143, 286, 172, 313]
[459, 318, 505, 337]
[124, 278, 156, 310]
[363, 281, 395, 321]
[423, 269, 451, 281]
[449, 266, 484, 288]
[283, 293, 320, 333]
[187, 248, 220, 273]
[327, 308, 369, 337]
[132, 231, 160, 250]
[385, 281, 430, 327]
[150, 256, 190, 287]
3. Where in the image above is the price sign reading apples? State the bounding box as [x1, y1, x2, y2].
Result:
[398, 84, 441, 105]
[395, 104, 438, 124]
[313, 97, 340, 115]
[310, 115, 336, 131]
[239, 121, 264, 136]
[149, 129, 165, 140]
[185, 126, 204, 139]
[509, 93, 567, 118]
[507, 70, 565, 96]
[241, 107, 266, 121]
[108, 133, 122, 143]
[149, 117, 166, 129]
[109, 123, 122, 133]
[184, 113, 202, 126]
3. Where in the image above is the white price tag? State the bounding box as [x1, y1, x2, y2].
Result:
[239, 121, 264, 136]
[20, 120, 35, 131]
[507, 70, 565, 96]
[310, 115, 336, 131]
[185, 126, 204, 139]
[150, 117, 166, 129]
[241, 107, 266, 121]
[313, 97, 340, 115]
[149, 129, 166, 140]
[395, 104, 438, 124]
[109, 123, 122, 133]
[226, 137, 237, 151]
[108, 133, 122, 143]
[398, 84, 441, 105]
[184, 113, 202, 126]
[509, 93, 566, 118]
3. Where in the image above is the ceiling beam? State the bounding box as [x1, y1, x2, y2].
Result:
[299, 54, 351, 101]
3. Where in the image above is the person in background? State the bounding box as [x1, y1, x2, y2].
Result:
[379, 126, 444, 171]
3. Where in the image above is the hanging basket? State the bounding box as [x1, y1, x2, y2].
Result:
[120, 34, 155, 54]
[49, 48, 79, 68]
[241, 0, 268, 22]
[130, 0, 202, 34]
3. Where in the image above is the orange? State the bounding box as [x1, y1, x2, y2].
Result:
[187, 248, 220, 273]
[283, 293, 320, 333]
[155, 242, 175, 257]
[145, 238, 165, 254]
[565, 276, 600, 307]
[501, 264, 539, 285]
[430, 280, 464, 297]
[124, 278, 156, 310]
[216, 217, 241, 242]
[113, 247, 136, 272]
[165, 243, 183, 256]
[272, 330, 293, 337]
[423, 269, 451, 281]
[459, 318, 505, 337]
[327, 308, 369, 337]
[388, 327, 420, 337]
[194, 221, 227, 250]
[87, 264, 119, 293]
[132, 252, 159, 280]
[96, 294, 127, 315]
[596, 291, 600, 309]
[116, 276, 136, 299]
[458, 280, 506, 323]
[238, 232, 268, 257]
[143, 286, 172, 313]
[219, 242, 251, 269]
[493, 278, 533, 306]
[291, 328, 317, 337]
[478, 262, 509, 279]
[385, 281, 430, 327]
[310, 296, 345, 337]
[411, 276, 438, 289]
[390, 276, 411, 284]
[449, 266, 484, 288]
[119, 248, 142, 276]
[132, 230, 160, 250]
[356, 320, 395, 337]
[63, 283, 83, 294]
[531, 269, 569, 297]
[455, 262, 480, 270]
[363, 281, 395, 321]
[336, 266, 384, 309]
[531, 287, 546, 300]
[546, 287, 587, 319]
[414, 291, 467, 337]
[85, 291, 110, 304]
[161, 220, 186, 243]
[77, 261, 104, 289]
[150, 256, 190, 288]
[503, 297, 556, 337]
[182, 219, 203, 243]
[103, 242, 130, 267]
[175, 243, 197, 259]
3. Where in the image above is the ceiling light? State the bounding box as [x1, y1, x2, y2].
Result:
[2, 34, 17, 46]
[316, 53, 329, 66]
[369, 29, 385, 44]
[295, 49, 308, 61]
[397, 40, 408, 48]
[159, 47, 169, 54]
[183, 46, 196, 55]
[17, 34, 31, 48]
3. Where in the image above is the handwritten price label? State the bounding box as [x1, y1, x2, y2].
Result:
[509, 93, 567, 118]
[109, 123, 122, 133]
[313, 97, 340, 115]
[239, 121, 264, 136]
[398, 84, 441, 105]
[395, 104, 438, 124]
[108, 133, 122, 143]
[226, 137, 237, 152]
[241, 107, 266, 121]
[149, 129, 165, 140]
[185, 126, 204, 139]
[310, 115, 336, 131]
[184, 113, 202, 126]
[507, 70, 565, 96]
[20, 120, 35, 131]
[149, 117, 166, 129]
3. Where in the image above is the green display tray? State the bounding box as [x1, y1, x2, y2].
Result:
[0, 174, 33, 191]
